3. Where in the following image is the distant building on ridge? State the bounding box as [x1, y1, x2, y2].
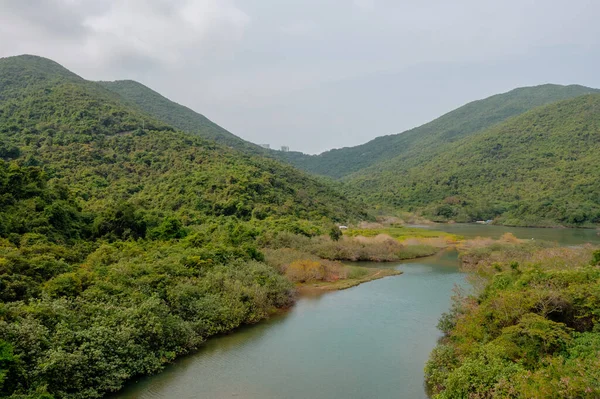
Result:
[281, 146, 289, 152]
[260, 144, 270, 149]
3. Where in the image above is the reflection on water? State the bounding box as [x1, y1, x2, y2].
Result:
[113, 226, 597, 399]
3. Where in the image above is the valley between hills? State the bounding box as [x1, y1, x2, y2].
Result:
[1, 54, 600, 399]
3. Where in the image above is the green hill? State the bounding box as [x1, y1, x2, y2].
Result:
[98, 79, 266, 154]
[276, 84, 599, 178]
[348, 94, 600, 226]
[0, 55, 365, 225]
[0, 55, 368, 399]
[0, 54, 83, 93]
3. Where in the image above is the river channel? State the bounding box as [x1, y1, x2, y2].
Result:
[114, 225, 600, 399]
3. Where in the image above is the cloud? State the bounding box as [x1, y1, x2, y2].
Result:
[353, 0, 375, 10]
[82, 0, 250, 67]
[280, 20, 319, 37]
[0, 0, 96, 38]
[0, 0, 250, 74]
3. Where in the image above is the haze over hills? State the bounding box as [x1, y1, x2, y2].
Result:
[275, 84, 600, 179]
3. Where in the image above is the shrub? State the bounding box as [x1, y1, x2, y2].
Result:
[427, 240, 600, 399]
[591, 250, 600, 266]
[286, 260, 326, 282]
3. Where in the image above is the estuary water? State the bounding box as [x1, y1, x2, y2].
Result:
[114, 225, 600, 399]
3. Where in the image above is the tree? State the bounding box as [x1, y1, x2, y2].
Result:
[591, 250, 600, 266]
[329, 226, 342, 241]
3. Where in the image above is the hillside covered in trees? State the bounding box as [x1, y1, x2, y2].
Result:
[0, 55, 366, 224]
[348, 94, 600, 226]
[98, 79, 265, 154]
[95, 74, 600, 228]
[2, 52, 600, 399]
[0, 55, 369, 399]
[274, 84, 599, 179]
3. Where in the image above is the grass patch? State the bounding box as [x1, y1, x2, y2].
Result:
[262, 229, 450, 263]
[297, 266, 401, 294]
[397, 244, 439, 259]
[263, 248, 402, 294]
[347, 265, 370, 279]
[346, 227, 461, 242]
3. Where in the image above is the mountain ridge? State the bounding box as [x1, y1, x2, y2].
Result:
[0, 54, 367, 223]
[98, 79, 266, 154]
[274, 83, 600, 178]
[347, 93, 600, 226]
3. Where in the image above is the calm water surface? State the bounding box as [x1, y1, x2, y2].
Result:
[114, 225, 600, 399]
[420, 223, 600, 245]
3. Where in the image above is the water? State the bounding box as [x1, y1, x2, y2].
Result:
[114, 225, 600, 399]
[419, 223, 600, 246]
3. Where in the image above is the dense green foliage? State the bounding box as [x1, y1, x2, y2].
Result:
[0, 55, 367, 225]
[350, 95, 600, 226]
[98, 80, 264, 154]
[96, 71, 600, 227]
[275, 84, 598, 178]
[0, 161, 299, 398]
[0, 238, 293, 399]
[5, 53, 600, 398]
[426, 240, 600, 398]
[0, 161, 86, 244]
[0, 54, 371, 398]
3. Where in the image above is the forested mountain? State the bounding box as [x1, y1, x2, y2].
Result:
[0, 55, 366, 225]
[0, 55, 368, 399]
[98, 79, 265, 154]
[97, 75, 600, 229]
[348, 94, 600, 226]
[276, 84, 599, 178]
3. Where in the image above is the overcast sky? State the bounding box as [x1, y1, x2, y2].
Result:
[1, 0, 599, 153]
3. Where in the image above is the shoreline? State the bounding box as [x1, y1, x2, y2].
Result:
[420, 221, 600, 230]
[295, 267, 402, 296]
